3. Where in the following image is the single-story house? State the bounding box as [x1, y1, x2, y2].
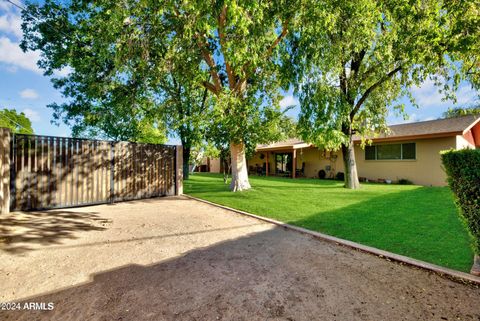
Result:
[194, 156, 221, 173]
[207, 115, 480, 186]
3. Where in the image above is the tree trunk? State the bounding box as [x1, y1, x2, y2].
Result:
[341, 136, 360, 189]
[229, 142, 251, 192]
[471, 255, 480, 276]
[182, 145, 191, 180]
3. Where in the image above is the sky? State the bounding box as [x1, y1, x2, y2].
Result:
[0, 1, 479, 139]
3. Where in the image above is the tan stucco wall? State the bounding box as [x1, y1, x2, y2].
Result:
[209, 158, 221, 173]
[456, 134, 475, 149]
[354, 136, 457, 186]
[297, 147, 342, 178]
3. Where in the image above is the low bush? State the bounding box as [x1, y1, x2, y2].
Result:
[318, 170, 326, 179]
[441, 149, 480, 255]
[397, 178, 413, 185]
[335, 172, 344, 181]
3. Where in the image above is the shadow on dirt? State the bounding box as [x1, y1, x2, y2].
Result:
[0, 210, 111, 254]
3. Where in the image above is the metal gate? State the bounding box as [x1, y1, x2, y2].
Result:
[10, 134, 176, 211]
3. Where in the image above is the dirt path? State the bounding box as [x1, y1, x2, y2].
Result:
[1, 196, 479, 320]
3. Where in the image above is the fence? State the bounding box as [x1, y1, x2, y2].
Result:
[0, 129, 183, 213]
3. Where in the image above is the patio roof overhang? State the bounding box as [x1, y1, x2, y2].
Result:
[256, 142, 312, 152]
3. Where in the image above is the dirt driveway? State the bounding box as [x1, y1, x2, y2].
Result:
[1, 196, 479, 321]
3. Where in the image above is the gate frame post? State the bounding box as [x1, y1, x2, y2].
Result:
[175, 145, 183, 196]
[109, 141, 115, 204]
[0, 128, 11, 214]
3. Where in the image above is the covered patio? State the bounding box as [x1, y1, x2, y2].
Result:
[247, 139, 311, 178]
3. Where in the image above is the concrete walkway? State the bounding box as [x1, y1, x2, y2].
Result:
[1, 196, 479, 320]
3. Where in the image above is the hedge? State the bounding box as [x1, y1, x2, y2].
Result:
[441, 149, 480, 255]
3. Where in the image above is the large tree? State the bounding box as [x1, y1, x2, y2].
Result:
[21, 0, 167, 142]
[285, 0, 473, 189]
[164, 0, 297, 191]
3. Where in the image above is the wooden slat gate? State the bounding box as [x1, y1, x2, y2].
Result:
[10, 134, 177, 211]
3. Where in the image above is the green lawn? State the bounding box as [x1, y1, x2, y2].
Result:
[184, 173, 474, 272]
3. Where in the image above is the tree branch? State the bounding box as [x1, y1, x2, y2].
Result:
[202, 80, 218, 94]
[195, 35, 222, 94]
[265, 19, 290, 57]
[217, 5, 236, 90]
[350, 49, 366, 78]
[235, 18, 290, 91]
[351, 65, 402, 119]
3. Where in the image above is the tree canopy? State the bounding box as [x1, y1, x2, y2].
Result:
[443, 104, 480, 118]
[0, 108, 34, 134]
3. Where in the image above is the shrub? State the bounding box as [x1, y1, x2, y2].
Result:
[441, 149, 480, 255]
[335, 172, 344, 181]
[318, 169, 326, 179]
[397, 178, 413, 185]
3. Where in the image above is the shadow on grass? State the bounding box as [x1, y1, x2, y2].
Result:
[3, 227, 480, 321]
[0, 210, 111, 254]
[290, 187, 473, 272]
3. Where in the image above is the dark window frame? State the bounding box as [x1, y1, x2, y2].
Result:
[365, 142, 416, 160]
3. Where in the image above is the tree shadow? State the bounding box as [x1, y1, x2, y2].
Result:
[289, 187, 474, 272]
[2, 227, 479, 321]
[0, 209, 111, 254]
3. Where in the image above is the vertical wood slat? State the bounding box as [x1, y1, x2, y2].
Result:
[88, 141, 94, 203]
[114, 142, 119, 201]
[74, 140, 79, 206]
[39, 137, 46, 209]
[49, 137, 55, 207]
[30, 137, 36, 209]
[23, 137, 28, 209]
[69, 139, 74, 206]
[14, 137, 21, 209]
[93, 141, 100, 202]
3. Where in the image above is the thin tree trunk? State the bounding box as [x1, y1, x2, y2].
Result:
[223, 157, 231, 184]
[229, 142, 251, 191]
[182, 145, 191, 180]
[471, 255, 480, 276]
[341, 136, 360, 189]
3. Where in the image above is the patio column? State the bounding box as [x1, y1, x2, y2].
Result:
[292, 149, 296, 179]
[266, 152, 269, 176]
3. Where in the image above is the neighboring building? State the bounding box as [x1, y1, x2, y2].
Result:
[246, 115, 480, 186]
[194, 156, 221, 173]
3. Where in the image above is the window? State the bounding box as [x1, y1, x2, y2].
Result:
[377, 144, 401, 160]
[365, 146, 376, 160]
[402, 143, 416, 159]
[365, 143, 416, 160]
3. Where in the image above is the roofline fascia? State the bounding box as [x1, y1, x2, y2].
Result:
[353, 131, 463, 143]
[256, 143, 311, 152]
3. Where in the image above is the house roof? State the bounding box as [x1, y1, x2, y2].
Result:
[256, 138, 311, 151]
[256, 115, 480, 150]
[355, 114, 480, 142]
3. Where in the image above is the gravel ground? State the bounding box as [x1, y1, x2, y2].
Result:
[1, 196, 479, 321]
